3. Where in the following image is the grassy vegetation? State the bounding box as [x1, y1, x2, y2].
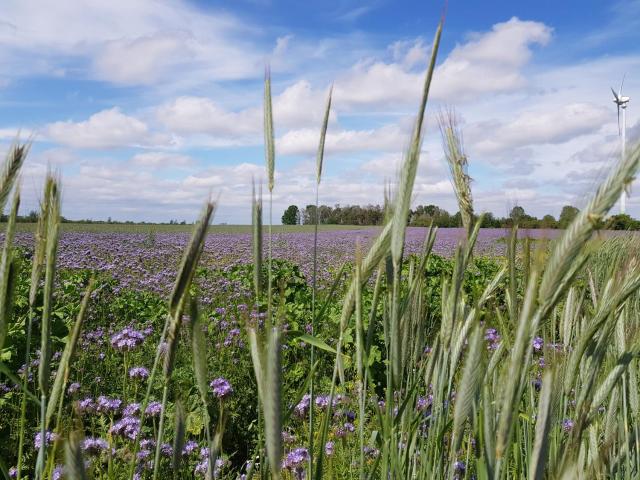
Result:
[2, 13, 640, 480]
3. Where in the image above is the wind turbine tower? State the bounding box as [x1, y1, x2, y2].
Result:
[612, 76, 631, 214]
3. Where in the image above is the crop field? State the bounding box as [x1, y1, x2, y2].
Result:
[2, 13, 640, 480]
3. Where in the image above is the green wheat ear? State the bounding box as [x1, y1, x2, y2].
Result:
[439, 109, 474, 236]
[316, 85, 333, 184]
[264, 66, 275, 193]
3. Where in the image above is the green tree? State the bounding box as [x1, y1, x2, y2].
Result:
[558, 205, 579, 229]
[281, 205, 300, 225]
[540, 214, 557, 229]
[608, 213, 640, 230]
[509, 205, 526, 224]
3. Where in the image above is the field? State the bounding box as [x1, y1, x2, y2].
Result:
[2, 17, 640, 480]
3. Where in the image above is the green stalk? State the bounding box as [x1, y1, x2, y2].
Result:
[17, 177, 51, 480]
[36, 176, 60, 480]
[309, 85, 332, 473]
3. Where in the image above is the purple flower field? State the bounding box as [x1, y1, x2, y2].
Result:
[8, 227, 574, 296]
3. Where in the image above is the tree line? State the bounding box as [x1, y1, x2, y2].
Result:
[281, 203, 640, 230]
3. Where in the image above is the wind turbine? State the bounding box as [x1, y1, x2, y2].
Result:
[612, 75, 630, 214]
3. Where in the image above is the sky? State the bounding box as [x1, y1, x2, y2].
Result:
[1, 0, 639, 224]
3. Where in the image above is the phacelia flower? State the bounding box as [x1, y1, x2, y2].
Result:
[210, 377, 233, 399]
[110, 326, 147, 352]
[34, 431, 59, 449]
[129, 366, 149, 380]
[67, 382, 81, 395]
[533, 337, 544, 352]
[96, 396, 122, 414]
[145, 401, 162, 417]
[294, 394, 310, 418]
[110, 416, 140, 440]
[82, 437, 109, 455]
[123, 403, 141, 417]
[282, 447, 309, 477]
[562, 418, 574, 433]
[325, 441, 335, 456]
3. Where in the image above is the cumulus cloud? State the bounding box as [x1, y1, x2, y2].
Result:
[334, 17, 552, 108]
[156, 80, 334, 142]
[157, 97, 260, 138]
[278, 123, 408, 155]
[46, 108, 175, 149]
[131, 152, 194, 168]
[466, 102, 609, 155]
[0, 0, 261, 86]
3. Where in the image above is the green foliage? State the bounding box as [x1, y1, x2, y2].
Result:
[281, 205, 300, 226]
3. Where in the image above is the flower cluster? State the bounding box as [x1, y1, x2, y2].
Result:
[110, 326, 149, 351]
[484, 328, 501, 350]
[129, 366, 150, 380]
[110, 416, 141, 440]
[34, 431, 59, 450]
[210, 377, 233, 399]
[82, 437, 109, 455]
[282, 447, 309, 479]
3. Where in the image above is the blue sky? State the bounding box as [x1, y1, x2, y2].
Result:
[0, 0, 639, 223]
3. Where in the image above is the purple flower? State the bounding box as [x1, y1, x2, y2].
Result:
[124, 403, 141, 417]
[210, 377, 233, 399]
[52, 465, 64, 480]
[77, 397, 95, 414]
[416, 395, 432, 411]
[34, 431, 59, 449]
[145, 401, 162, 417]
[533, 337, 544, 352]
[335, 422, 355, 438]
[194, 460, 208, 477]
[182, 440, 198, 456]
[294, 394, 310, 418]
[161, 443, 173, 457]
[137, 449, 152, 461]
[129, 366, 149, 380]
[82, 437, 109, 455]
[315, 395, 330, 409]
[96, 396, 122, 414]
[363, 446, 379, 458]
[282, 447, 309, 475]
[110, 326, 148, 351]
[532, 378, 542, 391]
[562, 418, 574, 433]
[140, 439, 156, 450]
[8, 467, 17, 479]
[110, 416, 140, 440]
[67, 382, 81, 395]
[485, 328, 501, 350]
[325, 441, 334, 456]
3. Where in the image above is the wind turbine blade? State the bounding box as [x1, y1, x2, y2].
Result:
[612, 87, 619, 101]
[620, 73, 626, 96]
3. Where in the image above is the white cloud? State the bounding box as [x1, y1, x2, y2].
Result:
[46, 108, 174, 149]
[433, 17, 552, 100]
[334, 17, 552, 108]
[93, 34, 191, 85]
[0, 0, 261, 86]
[156, 80, 334, 141]
[278, 123, 408, 155]
[467, 102, 609, 155]
[131, 152, 193, 168]
[156, 97, 260, 138]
